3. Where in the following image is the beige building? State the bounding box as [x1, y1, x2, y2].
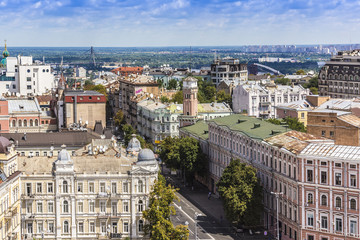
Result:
[0, 137, 21, 240]
[19, 140, 158, 240]
[64, 90, 106, 129]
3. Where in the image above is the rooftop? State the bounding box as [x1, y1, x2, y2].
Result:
[338, 114, 360, 127]
[180, 121, 209, 140]
[300, 144, 360, 161]
[276, 99, 314, 111]
[209, 114, 289, 140]
[8, 99, 40, 113]
[1, 131, 100, 149]
[64, 90, 104, 96]
[265, 130, 333, 155]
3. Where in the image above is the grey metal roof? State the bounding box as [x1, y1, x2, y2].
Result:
[300, 143, 360, 161]
[64, 90, 104, 96]
[8, 99, 40, 113]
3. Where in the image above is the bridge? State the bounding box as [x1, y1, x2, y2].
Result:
[253, 63, 282, 75]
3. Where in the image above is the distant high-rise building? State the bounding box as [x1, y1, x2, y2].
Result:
[210, 57, 248, 86]
[319, 49, 360, 98]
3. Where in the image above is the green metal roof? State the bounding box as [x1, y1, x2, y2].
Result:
[181, 121, 209, 140]
[209, 114, 289, 140]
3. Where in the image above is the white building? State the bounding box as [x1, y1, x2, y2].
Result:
[0, 46, 55, 96]
[232, 83, 309, 118]
[75, 67, 86, 78]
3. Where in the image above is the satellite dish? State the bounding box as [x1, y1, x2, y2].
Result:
[176, 106, 181, 111]
[150, 93, 153, 98]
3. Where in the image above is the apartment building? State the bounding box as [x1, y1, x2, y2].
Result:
[19, 143, 158, 240]
[232, 83, 309, 118]
[0, 137, 21, 240]
[319, 49, 360, 98]
[210, 57, 248, 86]
[183, 113, 360, 240]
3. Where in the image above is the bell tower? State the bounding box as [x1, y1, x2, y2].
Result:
[180, 76, 198, 127]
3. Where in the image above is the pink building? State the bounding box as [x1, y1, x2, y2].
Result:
[0, 99, 9, 133]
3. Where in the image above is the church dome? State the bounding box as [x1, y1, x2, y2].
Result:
[57, 144, 71, 161]
[126, 134, 141, 153]
[0, 137, 11, 153]
[137, 148, 157, 165]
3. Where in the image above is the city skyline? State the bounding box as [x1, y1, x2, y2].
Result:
[1, 0, 360, 47]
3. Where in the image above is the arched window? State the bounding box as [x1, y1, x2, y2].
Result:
[11, 120, 16, 127]
[63, 221, 69, 233]
[30, 119, 33, 127]
[138, 200, 143, 212]
[350, 75, 353, 81]
[307, 193, 313, 204]
[63, 200, 69, 213]
[138, 220, 144, 232]
[138, 180, 143, 193]
[335, 197, 341, 208]
[18, 119, 22, 127]
[35, 119, 38, 126]
[350, 199, 356, 210]
[23, 119, 27, 127]
[63, 181, 68, 193]
[321, 195, 327, 206]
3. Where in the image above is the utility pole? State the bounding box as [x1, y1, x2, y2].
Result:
[271, 192, 283, 240]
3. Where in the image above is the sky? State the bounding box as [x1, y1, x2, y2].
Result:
[1, 0, 360, 47]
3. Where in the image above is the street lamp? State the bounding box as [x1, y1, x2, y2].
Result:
[271, 192, 283, 240]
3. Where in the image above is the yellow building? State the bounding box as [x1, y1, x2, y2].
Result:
[19, 140, 158, 240]
[0, 137, 21, 240]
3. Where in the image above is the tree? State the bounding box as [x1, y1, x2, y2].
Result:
[122, 124, 136, 146]
[167, 79, 178, 90]
[217, 159, 263, 227]
[84, 80, 93, 87]
[160, 96, 170, 103]
[157, 79, 164, 88]
[216, 90, 232, 105]
[143, 173, 189, 240]
[309, 87, 318, 95]
[114, 110, 125, 127]
[84, 84, 108, 99]
[171, 91, 183, 104]
[266, 117, 306, 132]
[296, 69, 306, 75]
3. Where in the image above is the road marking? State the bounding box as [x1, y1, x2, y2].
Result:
[174, 202, 215, 240]
[176, 216, 181, 221]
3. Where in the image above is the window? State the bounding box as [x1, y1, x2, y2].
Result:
[37, 221, 43, 233]
[335, 218, 342, 232]
[123, 182, 128, 193]
[112, 182, 117, 194]
[123, 202, 129, 212]
[37, 202, 43, 213]
[123, 222, 129, 233]
[48, 202, 54, 213]
[307, 193, 313, 204]
[307, 169, 313, 182]
[307, 212, 314, 226]
[26, 202, 32, 213]
[321, 195, 327, 206]
[321, 216, 328, 229]
[138, 200, 143, 212]
[35, 119, 38, 126]
[75, 182, 83, 193]
[139, 220, 144, 232]
[138, 180, 144, 193]
[100, 182, 106, 193]
[320, 171, 327, 184]
[89, 182, 94, 193]
[112, 202, 117, 215]
[101, 222, 106, 233]
[63, 200, 69, 213]
[330, 131, 334, 137]
[112, 222, 118, 233]
[27, 223, 33, 234]
[78, 202, 83, 213]
[47, 183, 53, 193]
[335, 197, 341, 208]
[100, 201, 106, 213]
[89, 222, 95, 233]
[18, 119, 22, 127]
[335, 163, 341, 167]
[350, 199, 356, 210]
[36, 183, 42, 193]
[63, 181, 68, 193]
[89, 201, 95, 212]
[63, 221, 69, 233]
[48, 222, 54, 233]
[335, 173, 342, 185]
[350, 174, 356, 187]
[350, 220, 357, 235]
[23, 119, 27, 127]
[78, 222, 84, 233]
[27, 85, 31, 90]
[27, 77, 31, 81]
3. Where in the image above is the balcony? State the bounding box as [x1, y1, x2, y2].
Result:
[97, 193, 109, 199]
[110, 233, 122, 239]
[21, 194, 35, 199]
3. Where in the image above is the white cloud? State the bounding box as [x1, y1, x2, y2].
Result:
[33, 1, 42, 9]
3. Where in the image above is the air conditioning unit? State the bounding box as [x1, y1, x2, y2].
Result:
[336, 207, 341, 210]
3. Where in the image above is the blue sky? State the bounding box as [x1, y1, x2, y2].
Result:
[1, 0, 359, 46]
